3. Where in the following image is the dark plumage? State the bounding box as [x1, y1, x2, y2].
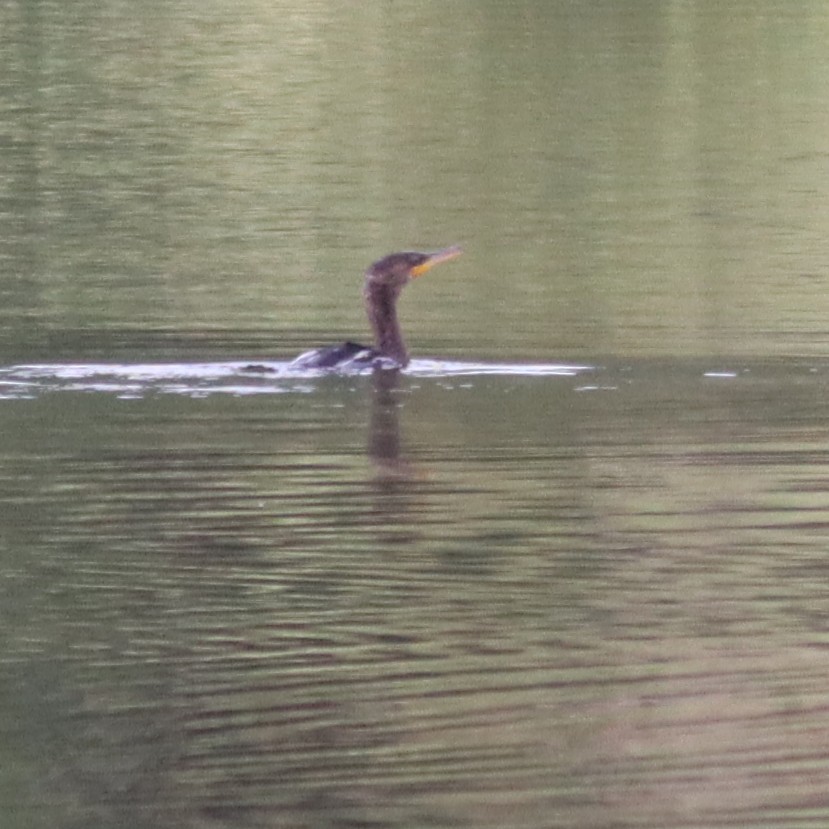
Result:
[292, 246, 462, 369]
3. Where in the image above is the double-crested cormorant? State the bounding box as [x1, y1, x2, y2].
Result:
[292, 246, 462, 369]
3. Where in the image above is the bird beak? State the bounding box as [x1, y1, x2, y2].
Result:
[409, 245, 463, 278]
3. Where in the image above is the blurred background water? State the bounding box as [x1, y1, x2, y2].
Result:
[2, 1, 829, 827]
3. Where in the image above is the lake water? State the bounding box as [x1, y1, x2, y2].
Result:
[3, 2, 829, 828]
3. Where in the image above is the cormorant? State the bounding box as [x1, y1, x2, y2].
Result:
[292, 246, 462, 369]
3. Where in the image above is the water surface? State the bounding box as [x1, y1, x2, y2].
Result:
[4, 359, 829, 828]
[3, 0, 829, 827]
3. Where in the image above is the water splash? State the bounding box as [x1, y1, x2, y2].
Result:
[0, 359, 595, 399]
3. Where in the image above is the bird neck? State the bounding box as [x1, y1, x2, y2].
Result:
[363, 279, 408, 366]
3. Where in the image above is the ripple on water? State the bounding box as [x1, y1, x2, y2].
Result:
[3, 356, 829, 828]
[0, 360, 595, 399]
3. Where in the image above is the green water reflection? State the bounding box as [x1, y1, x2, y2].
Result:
[3, 1, 829, 827]
[3, 364, 829, 828]
[2, 0, 829, 362]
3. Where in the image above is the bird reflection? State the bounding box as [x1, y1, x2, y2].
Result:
[367, 366, 408, 480]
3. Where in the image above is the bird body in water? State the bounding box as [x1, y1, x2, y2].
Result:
[292, 246, 462, 370]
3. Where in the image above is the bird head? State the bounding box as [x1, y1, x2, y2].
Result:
[365, 245, 463, 292]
